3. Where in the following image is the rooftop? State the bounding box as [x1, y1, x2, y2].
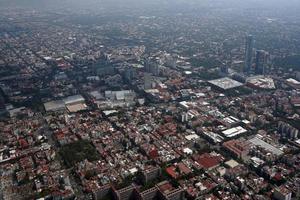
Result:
[208, 77, 243, 90]
[249, 136, 284, 156]
[193, 152, 224, 169]
[44, 100, 65, 112]
[222, 126, 247, 138]
[63, 95, 85, 105]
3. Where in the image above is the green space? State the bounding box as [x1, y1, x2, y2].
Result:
[190, 58, 222, 68]
[197, 70, 222, 80]
[59, 140, 100, 167]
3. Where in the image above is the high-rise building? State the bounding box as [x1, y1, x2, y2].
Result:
[144, 73, 153, 90]
[113, 185, 135, 200]
[93, 184, 111, 200]
[145, 60, 160, 76]
[278, 121, 299, 140]
[124, 67, 136, 82]
[244, 35, 254, 73]
[296, 71, 300, 81]
[220, 65, 229, 74]
[141, 166, 161, 184]
[137, 187, 159, 200]
[255, 50, 269, 75]
[273, 186, 292, 200]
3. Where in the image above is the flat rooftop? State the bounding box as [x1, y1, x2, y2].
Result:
[66, 103, 87, 113]
[249, 136, 284, 156]
[222, 126, 247, 138]
[63, 95, 85, 105]
[225, 159, 240, 168]
[44, 100, 65, 112]
[208, 77, 243, 90]
[246, 76, 275, 89]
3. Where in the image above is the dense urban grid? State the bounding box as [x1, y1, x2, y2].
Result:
[0, 1, 300, 200]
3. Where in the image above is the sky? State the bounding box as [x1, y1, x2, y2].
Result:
[0, 0, 299, 8]
[1, 0, 300, 16]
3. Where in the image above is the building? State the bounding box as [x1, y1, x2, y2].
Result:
[137, 187, 159, 200]
[192, 152, 224, 170]
[63, 95, 85, 105]
[61, 95, 87, 113]
[232, 73, 247, 83]
[223, 139, 251, 159]
[255, 50, 269, 75]
[144, 73, 153, 90]
[249, 135, 284, 156]
[286, 78, 300, 90]
[208, 77, 243, 91]
[93, 184, 111, 200]
[104, 90, 135, 101]
[290, 96, 300, 107]
[244, 35, 254, 73]
[202, 131, 224, 144]
[124, 67, 137, 81]
[161, 187, 184, 200]
[220, 116, 240, 128]
[246, 76, 276, 89]
[44, 100, 65, 112]
[44, 95, 87, 113]
[89, 91, 104, 101]
[157, 181, 184, 200]
[224, 159, 240, 168]
[273, 186, 292, 200]
[145, 60, 160, 76]
[296, 71, 300, 81]
[278, 121, 299, 140]
[221, 126, 247, 138]
[142, 166, 161, 184]
[220, 65, 229, 75]
[113, 185, 135, 200]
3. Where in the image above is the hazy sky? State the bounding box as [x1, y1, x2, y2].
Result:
[1, 0, 300, 15]
[1, 0, 299, 7]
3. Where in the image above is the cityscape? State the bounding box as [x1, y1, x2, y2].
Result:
[0, 0, 300, 200]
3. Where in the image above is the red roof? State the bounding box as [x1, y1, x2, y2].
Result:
[158, 182, 174, 194]
[165, 166, 178, 179]
[149, 148, 158, 159]
[19, 138, 29, 149]
[193, 153, 223, 169]
[177, 163, 192, 175]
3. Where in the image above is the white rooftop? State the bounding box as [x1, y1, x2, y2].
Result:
[208, 77, 243, 90]
[185, 134, 199, 141]
[222, 126, 247, 138]
[286, 78, 300, 85]
[249, 136, 284, 156]
[225, 159, 240, 168]
[63, 95, 85, 105]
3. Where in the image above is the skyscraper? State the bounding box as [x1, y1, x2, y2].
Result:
[255, 50, 269, 75]
[144, 73, 153, 90]
[244, 35, 254, 73]
[145, 59, 160, 76]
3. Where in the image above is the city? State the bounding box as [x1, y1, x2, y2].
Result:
[0, 0, 300, 200]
